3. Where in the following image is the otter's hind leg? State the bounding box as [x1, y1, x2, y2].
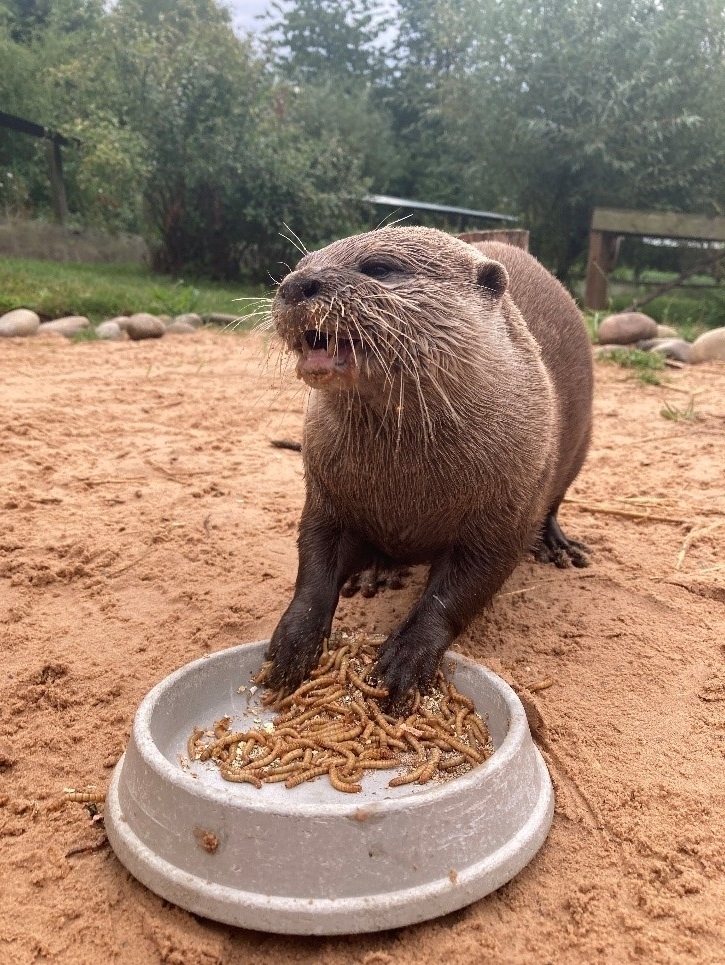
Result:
[535, 511, 589, 569]
[340, 563, 410, 598]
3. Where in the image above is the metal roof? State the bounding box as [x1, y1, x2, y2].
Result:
[0, 110, 79, 147]
[364, 194, 517, 223]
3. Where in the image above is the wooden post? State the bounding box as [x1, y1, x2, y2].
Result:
[47, 138, 68, 226]
[584, 230, 619, 309]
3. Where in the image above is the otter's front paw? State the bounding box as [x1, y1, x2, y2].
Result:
[375, 635, 442, 712]
[264, 614, 325, 695]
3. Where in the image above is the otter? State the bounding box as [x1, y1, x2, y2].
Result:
[264, 227, 593, 706]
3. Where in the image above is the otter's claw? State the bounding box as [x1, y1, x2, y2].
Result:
[340, 564, 410, 599]
[535, 513, 589, 569]
[374, 635, 441, 712]
[264, 606, 328, 695]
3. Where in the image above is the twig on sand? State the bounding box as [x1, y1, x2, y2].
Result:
[675, 520, 725, 571]
[501, 572, 597, 598]
[65, 838, 110, 859]
[143, 458, 207, 481]
[563, 498, 685, 525]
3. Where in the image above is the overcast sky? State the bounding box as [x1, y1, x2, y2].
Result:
[225, 0, 271, 33]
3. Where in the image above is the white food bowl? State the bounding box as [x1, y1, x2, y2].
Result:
[105, 640, 553, 934]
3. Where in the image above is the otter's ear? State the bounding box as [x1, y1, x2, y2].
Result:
[476, 259, 508, 300]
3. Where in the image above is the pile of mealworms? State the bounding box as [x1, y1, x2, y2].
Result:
[187, 633, 493, 794]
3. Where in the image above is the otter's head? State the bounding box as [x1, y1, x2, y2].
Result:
[272, 226, 508, 397]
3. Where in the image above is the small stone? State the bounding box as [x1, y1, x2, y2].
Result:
[598, 312, 658, 345]
[104, 316, 131, 331]
[38, 316, 89, 337]
[656, 324, 678, 339]
[0, 738, 16, 771]
[203, 312, 238, 326]
[126, 313, 166, 341]
[173, 313, 203, 329]
[690, 327, 725, 364]
[166, 320, 196, 334]
[0, 308, 40, 337]
[96, 320, 124, 341]
[645, 338, 692, 364]
[158, 314, 173, 326]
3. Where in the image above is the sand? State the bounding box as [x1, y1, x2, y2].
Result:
[1, 330, 723, 964]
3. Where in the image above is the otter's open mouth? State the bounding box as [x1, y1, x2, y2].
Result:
[293, 329, 359, 386]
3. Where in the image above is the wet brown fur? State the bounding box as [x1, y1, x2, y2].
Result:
[266, 227, 593, 704]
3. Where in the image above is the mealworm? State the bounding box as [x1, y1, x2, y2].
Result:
[199, 731, 258, 761]
[64, 791, 106, 804]
[332, 645, 349, 669]
[285, 766, 330, 788]
[187, 727, 205, 760]
[438, 698, 454, 721]
[404, 731, 425, 762]
[466, 714, 491, 745]
[311, 655, 335, 677]
[439, 753, 467, 770]
[246, 740, 285, 770]
[278, 748, 305, 766]
[325, 701, 349, 715]
[434, 735, 485, 763]
[219, 769, 262, 788]
[449, 683, 475, 711]
[347, 668, 388, 699]
[389, 763, 427, 787]
[277, 737, 319, 751]
[213, 716, 232, 738]
[419, 704, 455, 734]
[358, 759, 398, 770]
[454, 706, 470, 736]
[329, 766, 361, 793]
[264, 759, 312, 776]
[349, 699, 371, 723]
[191, 632, 493, 794]
[368, 703, 404, 739]
[418, 748, 442, 784]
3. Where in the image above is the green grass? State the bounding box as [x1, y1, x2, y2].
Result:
[660, 398, 699, 422]
[596, 347, 666, 386]
[609, 266, 719, 287]
[0, 257, 271, 325]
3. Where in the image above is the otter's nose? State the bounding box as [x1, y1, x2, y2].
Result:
[278, 272, 321, 305]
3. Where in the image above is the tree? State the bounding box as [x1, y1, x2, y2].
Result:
[85, 1, 367, 274]
[390, 0, 725, 277]
[263, 0, 392, 86]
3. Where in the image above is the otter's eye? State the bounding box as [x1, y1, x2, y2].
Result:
[358, 259, 401, 280]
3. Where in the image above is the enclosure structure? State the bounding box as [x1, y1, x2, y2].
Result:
[584, 208, 725, 309]
[0, 111, 78, 225]
[364, 194, 517, 234]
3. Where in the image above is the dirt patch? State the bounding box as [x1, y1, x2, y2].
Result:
[1, 331, 724, 964]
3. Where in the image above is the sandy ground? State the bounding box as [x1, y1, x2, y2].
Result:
[1, 329, 724, 965]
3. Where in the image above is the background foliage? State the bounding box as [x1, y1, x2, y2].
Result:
[1, 0, 724, 285]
